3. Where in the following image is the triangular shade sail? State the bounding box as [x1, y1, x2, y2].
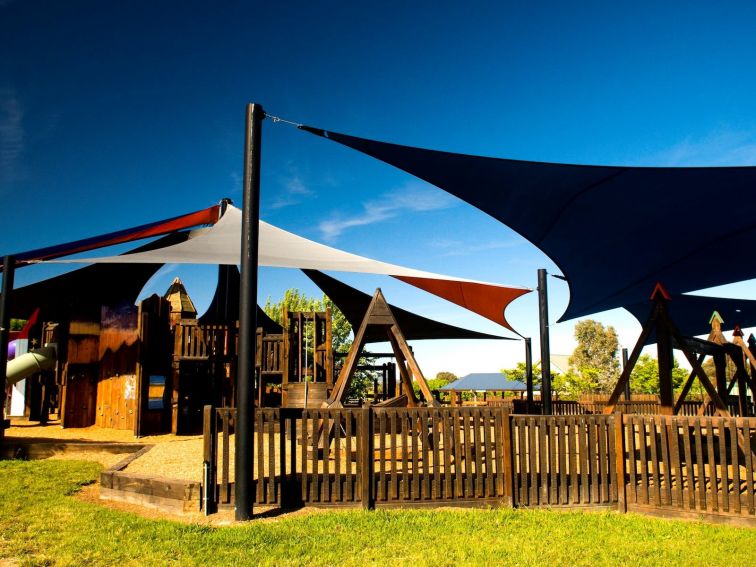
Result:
[302, 269, 512, 342]
[8, 204, 220, 268]
[197, 265, 283, 334]
[2, 233, 188, 321]
[300, 126, 756, 322]
[624, 294, 756, 344]
[51, 206, 529, 332]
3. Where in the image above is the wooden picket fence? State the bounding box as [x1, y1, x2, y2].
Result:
[511, 415, 617, 507]
[509, 399, 753, 417]
[202, 406, 756, 524]
[620, 415, 756, 522]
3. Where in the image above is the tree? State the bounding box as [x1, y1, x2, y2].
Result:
[264, 289, 373, 399]
[413, 371, 457, 399]
[630, 354, 689, 394]
[263, 289, 351, 352]
[568, 320, 620, 393]
[552, 369, 593, 400]
[502, 363, 562, 397]
[503, 362, 527, 384]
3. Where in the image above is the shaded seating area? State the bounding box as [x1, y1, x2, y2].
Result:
[441, 372, 537, 406]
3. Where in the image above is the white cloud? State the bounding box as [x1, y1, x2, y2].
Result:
[318, 181, 456, 240]
[0, 88, 24, 188]
[229, 171, 242, 195]
[270, 174, 313, 209]
[428, 237, 522, 257]
[642, 129, 756, 166]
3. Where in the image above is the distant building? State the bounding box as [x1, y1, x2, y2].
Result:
[545, 354, 573, 375]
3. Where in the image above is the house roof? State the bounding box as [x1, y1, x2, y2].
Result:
[440, 372, 537, 392]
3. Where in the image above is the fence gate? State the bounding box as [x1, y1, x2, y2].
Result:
[511, 415, 618, 508]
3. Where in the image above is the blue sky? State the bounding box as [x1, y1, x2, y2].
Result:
[3, 1, 756, 376]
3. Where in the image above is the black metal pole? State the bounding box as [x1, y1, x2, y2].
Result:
[537, 269, 552, 415]
[524, 337, 533, 413]
[219, 198, 233, 323]
[0, 255, 16, 448]
[235, 103, 264, 521]
[622, 347, 630, 401]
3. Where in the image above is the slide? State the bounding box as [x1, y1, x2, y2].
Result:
[5, 346, 56, 387]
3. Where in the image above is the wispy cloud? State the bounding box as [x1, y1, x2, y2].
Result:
[428, 237, 522, 257]
[270, 173, 312, 209]
[641, 129, 756, 166]
[228, 171, 242, 196]
[318, 181, 456, 240]
[0, 88, 24, 189]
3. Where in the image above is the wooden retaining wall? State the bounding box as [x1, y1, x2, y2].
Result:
[203, 407, 756, 524]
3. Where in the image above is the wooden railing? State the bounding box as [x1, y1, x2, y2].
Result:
[256, 333, 284, 375]
[203, 407, 756, 524]
[174, 324, 231, 361]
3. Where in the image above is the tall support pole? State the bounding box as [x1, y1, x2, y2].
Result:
[524, 337, 534, 413]
[537, 269, 552, 415]
[622, 347, 630, 401]
[656, 304, 674, 415]
[235, 103, 264, 521]
[0, 255, 16, 448]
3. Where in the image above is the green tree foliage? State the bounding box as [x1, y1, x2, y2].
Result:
[264, 289, 376, 400]
[413, 371, 458, 399]
[630, 354, 689, 395]
[503, 362, 527, 384]
[263, 289, 351, 352]
[503, 363, 563, 398]
[10, 319, 26, 331]
[568, 320, 620, 393]
[552, 370, 593, 400]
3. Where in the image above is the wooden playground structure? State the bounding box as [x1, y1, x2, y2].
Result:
[6, 269, 444, 437]
[195, 281, 756, 525]
[6, 267, 755, 526]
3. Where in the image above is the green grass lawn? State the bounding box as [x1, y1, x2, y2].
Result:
[1, 460, 754, 566]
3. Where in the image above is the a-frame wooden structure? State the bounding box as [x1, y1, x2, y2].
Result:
[605, 283, 755, 416]
[324, 288, 439, 408]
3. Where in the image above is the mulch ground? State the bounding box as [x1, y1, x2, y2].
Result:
[6, 418, 204, 480]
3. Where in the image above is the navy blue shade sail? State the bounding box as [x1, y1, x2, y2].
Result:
[197, 265, 282, 334]
[300, 125, 756, 323]
[302, 269, 512, 343]
[624, 293, 756, 343]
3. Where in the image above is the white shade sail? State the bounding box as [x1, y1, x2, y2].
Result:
[49, 206, 530, 331]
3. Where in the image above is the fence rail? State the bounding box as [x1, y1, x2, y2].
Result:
[202, 406, 756, 524]
[504, 399, 753, 417]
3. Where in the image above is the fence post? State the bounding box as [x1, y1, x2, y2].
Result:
[360, 407, 373, 510]
[202, 405, 217, 514]
[614, 413, 627, 513]
[279, 408, 288, 507]
[501, 410, 515, 507]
